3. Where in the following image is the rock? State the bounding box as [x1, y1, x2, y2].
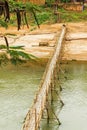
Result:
[39, 42, 49, 46]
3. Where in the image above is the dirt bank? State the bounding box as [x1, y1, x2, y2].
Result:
[62, 22, 87, 61]
[1, 22, 87, 61]
[0, 24, 62, 59]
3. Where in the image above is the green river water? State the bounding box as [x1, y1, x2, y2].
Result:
[0, 63, 45, 130]
[40, 61, 87, 130]
[1, 61, 87, 130]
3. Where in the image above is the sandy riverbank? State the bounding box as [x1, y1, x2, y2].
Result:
[1, 22, 87, 61]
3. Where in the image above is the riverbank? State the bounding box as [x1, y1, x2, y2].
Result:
[0, 24, 61, 60]
[1, 22, 87, 61]
[62, 22, 87, 61]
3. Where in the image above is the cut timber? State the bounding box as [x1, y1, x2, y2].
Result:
[21, 25, 66, 130]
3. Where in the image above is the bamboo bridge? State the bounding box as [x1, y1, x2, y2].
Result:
[21, 25, 66, 130]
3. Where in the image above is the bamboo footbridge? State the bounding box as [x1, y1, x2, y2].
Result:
[22, 25, 66, 130]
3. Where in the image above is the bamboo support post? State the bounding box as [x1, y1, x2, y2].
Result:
[54, 88, 64, 107]
[35, 109, 37, 130]
[46, 105, 50, 123]
[50, 82, 54, 104]
[51, 107, 61, 125]
[59, 85, 62, 91]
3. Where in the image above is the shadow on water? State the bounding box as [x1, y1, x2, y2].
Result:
[40, 61, 87, 130]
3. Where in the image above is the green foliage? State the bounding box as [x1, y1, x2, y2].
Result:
[8, 50, 27, 65]
[0, 20, 8, 28]
[46, 0, 55, 2]
[0, 53, 8, 66]
[5, 33, 17, 36]
[10, 57, 25, 65]
[25, 2, 41, 27]
[0, 44, 37, 66]
[8, 50, 30, 60]
[0, 0, 87, 28]
[37, 12, 51, 24]
[8, 49, 37, 65]
[9, 0, 25, 11]
[10, 46, 24, 50]
[60, 0, 70, 2]
[0, 44, 20, 51]
[0, 45, 6, 49]
[59, 8, 87, 22]
[25, 2, 41, 12]
[45, 0, 55, 5]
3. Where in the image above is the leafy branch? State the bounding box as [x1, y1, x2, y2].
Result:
[0, 36, 37, 66]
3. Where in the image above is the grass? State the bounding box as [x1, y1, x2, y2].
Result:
[1, 2, 87, 29]
[59, 8, 87, 22]
[32, 6, 87, 25]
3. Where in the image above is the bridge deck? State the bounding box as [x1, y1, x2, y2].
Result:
[22, 25, 66, 130]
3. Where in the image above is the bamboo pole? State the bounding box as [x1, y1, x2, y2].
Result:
[21, 25, 66, 130]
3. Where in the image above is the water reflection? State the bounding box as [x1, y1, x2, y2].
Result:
[40, 61, 87, 130]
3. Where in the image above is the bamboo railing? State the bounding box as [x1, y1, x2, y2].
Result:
[21, 25, 66, 130]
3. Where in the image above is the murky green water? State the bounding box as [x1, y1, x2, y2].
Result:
[40, 61, 87, 130]
[0, 63, 45, 130]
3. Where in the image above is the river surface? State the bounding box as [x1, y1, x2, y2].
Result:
[40, 61, 87, 130]
[0, 63, 45, 130]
